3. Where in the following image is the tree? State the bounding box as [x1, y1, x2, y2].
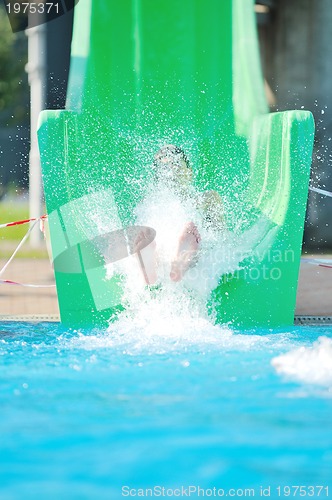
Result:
[0, 4, 29, 127]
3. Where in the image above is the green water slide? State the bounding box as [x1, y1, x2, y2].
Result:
[38, 0, 314, 328]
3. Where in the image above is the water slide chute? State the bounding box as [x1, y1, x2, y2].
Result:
[38, 0, 314, 328]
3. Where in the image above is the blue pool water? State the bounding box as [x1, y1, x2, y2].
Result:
[1, 319, 332, 499]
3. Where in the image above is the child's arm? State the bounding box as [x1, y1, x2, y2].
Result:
[200, 190, 225, 231]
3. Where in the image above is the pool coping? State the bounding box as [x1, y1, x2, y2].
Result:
[0, 314, 332, 325]
[0, 314, 60, 322]
[294, 315, 332, 325]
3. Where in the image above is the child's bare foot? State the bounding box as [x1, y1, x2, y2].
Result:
[170, 222, 201, 282]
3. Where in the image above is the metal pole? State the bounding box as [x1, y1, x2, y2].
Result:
[26, 18, 46, 247]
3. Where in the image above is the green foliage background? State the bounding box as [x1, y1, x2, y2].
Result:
[0, 4, 29, 127]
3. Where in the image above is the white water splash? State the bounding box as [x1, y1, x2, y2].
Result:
[272, 336, 332, 387]
[77, 156, 285, 354]
[63, 310, 273, 355]
[87, 171, 287, 356]
[131, 182, 246, 301]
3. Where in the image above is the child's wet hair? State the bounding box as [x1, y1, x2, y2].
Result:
[153, 144, 190, 170]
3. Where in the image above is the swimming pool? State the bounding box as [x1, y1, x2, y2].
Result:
[1, 317, 332, 499]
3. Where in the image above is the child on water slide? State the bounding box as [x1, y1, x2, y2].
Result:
[134, 144, 224, 284]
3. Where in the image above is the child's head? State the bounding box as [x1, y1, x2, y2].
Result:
[153, 144, 192, 188]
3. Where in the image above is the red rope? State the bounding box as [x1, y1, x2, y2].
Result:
[0, 214, 53, 288]
[0, 279, 55, 288]
[0, 215, 47, 229]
